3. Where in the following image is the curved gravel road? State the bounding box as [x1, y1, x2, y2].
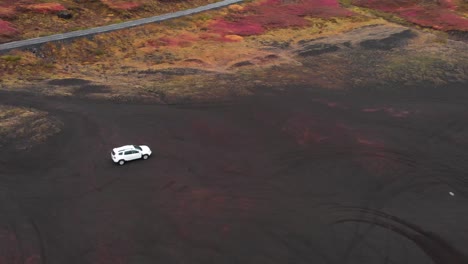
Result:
[0, 0, 243, 53]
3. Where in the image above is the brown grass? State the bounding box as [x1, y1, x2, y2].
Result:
[2, 0, 465, 102]
[0, 2, 380, 87]
[0, 105, 62, 150]
[0, 0, 220, 42]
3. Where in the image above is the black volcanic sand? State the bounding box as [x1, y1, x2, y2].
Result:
[0, 82, 468, 264]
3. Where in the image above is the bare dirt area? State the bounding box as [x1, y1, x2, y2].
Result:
[1, 78, 468, 263]
[1, 1, 468, 263]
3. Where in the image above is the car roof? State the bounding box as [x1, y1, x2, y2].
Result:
[113, 145, 136, 152]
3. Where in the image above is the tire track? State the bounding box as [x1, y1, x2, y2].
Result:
[332, 206, 468, 264]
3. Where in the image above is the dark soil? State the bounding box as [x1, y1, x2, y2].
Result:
[73, 84, 110, 95]
[447, 30, 468, 42]
[297, 43, 341, 57]
[48, 78, 91, 86]
[230, 60, 255, 68]
[136, 68, 215, 76]
[359, 29, 416, 50]
[1, 79, 468, 263]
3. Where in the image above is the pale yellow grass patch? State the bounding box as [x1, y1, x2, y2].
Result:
[0, 105, 62, 149]
[252, 16, 387, 46]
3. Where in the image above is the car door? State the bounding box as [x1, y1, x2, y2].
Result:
[126, 150, 141, 161]
[123, 150, 135, 161]
[132, 150, 142, 160]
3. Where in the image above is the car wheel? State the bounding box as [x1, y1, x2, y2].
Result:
[143, 155, 149, 160]
[118, 160, 125, 165]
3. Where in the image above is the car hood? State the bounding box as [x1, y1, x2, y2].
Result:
[140, 145, 151, 154]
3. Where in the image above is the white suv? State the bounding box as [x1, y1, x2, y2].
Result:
[111, 145, 152, 165]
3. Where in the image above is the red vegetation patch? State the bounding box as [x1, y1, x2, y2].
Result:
[439, 0, 457, 10]
[0, 6, 17, 19]
[267, 0, 353, 17]
[0, 19, 18, 37]
[208, 0, 353, 36]
[352, 0, 468, 31]
[101, 0, 142, 10]
[209, 19, 265, 36]
[199, 32, 246, 42]
[400, 8, 468, 31]
[146, 33, 198, 47]
[198, 32, 224, 41]
[20, 3, 66, 14]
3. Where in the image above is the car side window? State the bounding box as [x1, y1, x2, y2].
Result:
[119, 152, 123, 155]
[124, 151, 132, 155]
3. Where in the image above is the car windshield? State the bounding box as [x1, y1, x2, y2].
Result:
[133, 145, 142, 150]
[111, 150, 115, 155]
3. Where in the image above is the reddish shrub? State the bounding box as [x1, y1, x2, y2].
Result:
[0, 19, 18, 37]
[352, 0, 414, 11]
[400, 7, 468, 30]
[101, 1, 142, 10]
[237, 5, 310, 30]
[147, 33, 198, 47]
[250, 0, 352, 17]
[198, 32, 224, 41]
[20, 3, 66, 14]
[112, 3, 141, 10]
[208, 0, 353, 37]
[440, 0, 457, 10]
[0, 6, 17, 19]
[352, 0, 468, 31]
[209, 19, 265, 36]
[273, 0, 352, 17]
